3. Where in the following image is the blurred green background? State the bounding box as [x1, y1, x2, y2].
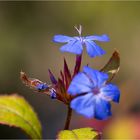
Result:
[0, 1, 140, 139]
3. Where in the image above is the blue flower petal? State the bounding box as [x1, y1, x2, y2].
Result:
[84, 40, 106, 57]
[68, 72, 93, 95]
[60, 40, 83, 55]
[53, 35, 74, 43]
[36, 83, 48, 90]
[94, 97, 112, 120]
[85, 34, 110, 42]
[50, 89, 57, 99]
[70, 93, 95, 118]
[100, 84, 120, 103]
[83, 66, 108, 87]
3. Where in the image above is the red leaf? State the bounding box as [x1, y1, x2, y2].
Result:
[60, 70, 64, 82]
[100, 50, 120, 83]
[48, 69, 57, 85]
[56, 78, 67, 99]
[73, 54, 82, 77]
[64, 59, 72, 89]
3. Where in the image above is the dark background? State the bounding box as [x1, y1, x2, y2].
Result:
[0, 1, 140, 139]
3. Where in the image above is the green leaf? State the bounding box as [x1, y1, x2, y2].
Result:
[100, 50, 120, 82]
[0, 94, 42, 139]
[57, 127, 98, 139]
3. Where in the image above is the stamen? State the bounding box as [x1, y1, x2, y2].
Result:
[74, 25, 82, 36]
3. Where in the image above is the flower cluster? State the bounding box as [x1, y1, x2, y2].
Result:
[21, 26, 120, 120]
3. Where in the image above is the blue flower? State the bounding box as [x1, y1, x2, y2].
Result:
[36, 83, 48, 91]
[53, 28, 109, 57]
[68, 66, 120, 120]
[36, 83, 57, 99]
[49, 88, 57, 99]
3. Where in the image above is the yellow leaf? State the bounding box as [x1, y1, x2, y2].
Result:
[0, 94, 42, 139]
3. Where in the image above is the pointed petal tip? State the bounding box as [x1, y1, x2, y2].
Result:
[106, 35, 110, 41]
[113, 49, 120, 58]
[20, 71, 27, 79]
[48, 69, 57, 84]
[73, 54, 82, 76]
[113, 92, 120, 103]
[20, 70, 26, 75]
[53, 35, 73, 43]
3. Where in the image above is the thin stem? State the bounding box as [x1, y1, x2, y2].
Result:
[64, 105, 72, 130]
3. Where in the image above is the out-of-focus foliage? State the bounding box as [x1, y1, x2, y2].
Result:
[104, 116, 140, 139]
[0, 94, 42, 139]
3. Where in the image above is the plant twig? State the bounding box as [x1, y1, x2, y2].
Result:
[64, 105, 72, 130]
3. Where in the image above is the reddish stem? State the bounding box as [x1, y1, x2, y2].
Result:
[64, 106, 72, 130]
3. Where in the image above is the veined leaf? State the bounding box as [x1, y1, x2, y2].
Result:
[57, 127, 98, 139]
[100, 50, 120, 82]
[0, 94, 42, 139]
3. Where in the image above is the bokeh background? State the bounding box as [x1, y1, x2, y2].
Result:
[0, 1, 140, 139]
